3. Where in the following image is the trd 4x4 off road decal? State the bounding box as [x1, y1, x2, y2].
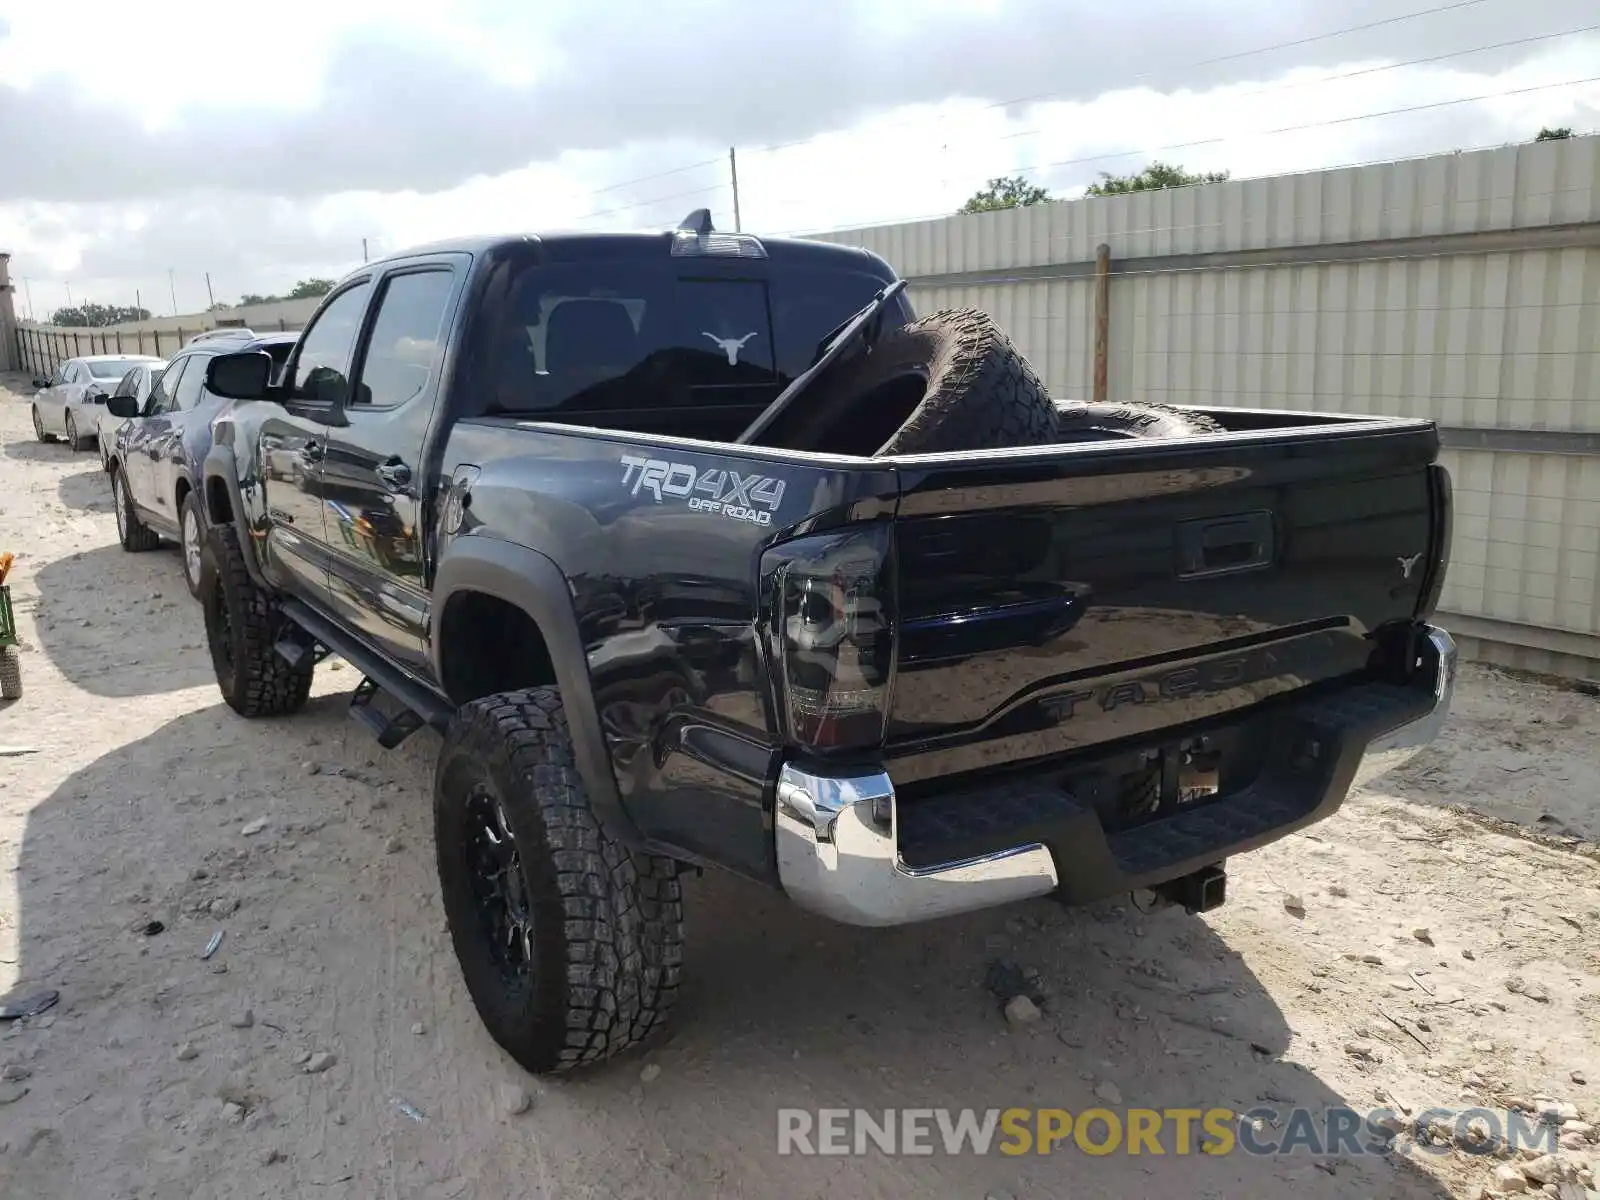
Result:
[620, 455, 786, 526]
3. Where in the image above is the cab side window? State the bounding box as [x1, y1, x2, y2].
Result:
[290, 282, 373, 407]
[353, 269, 455, 408]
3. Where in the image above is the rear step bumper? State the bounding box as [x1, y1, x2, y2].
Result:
[776, 625, 1456, 927]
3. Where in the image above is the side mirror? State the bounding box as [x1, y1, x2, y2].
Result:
[105, 395, 140, 419]
[206, 351, 273, 401]
[31, 377, 48, 389]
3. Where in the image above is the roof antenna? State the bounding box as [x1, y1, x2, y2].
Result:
[677, 208, 715, 235]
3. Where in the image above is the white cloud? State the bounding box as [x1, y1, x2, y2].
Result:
[1, 0, 1596, 318]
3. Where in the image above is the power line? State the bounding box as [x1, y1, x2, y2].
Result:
[784, 24, 1598, 223]
[987, 21, 1599, 153]
[772, 80, 1600, 238]
[1013, 72, 1600, 181]
[570, 180, 731, 225]
[585, 155, 727, 198]
[745, 0, 1504, 159]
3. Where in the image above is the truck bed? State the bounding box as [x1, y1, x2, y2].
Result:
[444, 401, 1448, 889]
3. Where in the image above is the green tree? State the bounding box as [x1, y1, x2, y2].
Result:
[238, 292, 277, 305]
[287, 278, 334, 299]
[49, 302, 153, 328]
[1535, 127, 1573, 141]
[1084, 161, 1230, 196]
[959, 176, 1051, 214]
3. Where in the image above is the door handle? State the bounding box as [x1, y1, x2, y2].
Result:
[376, 460, 413, 488]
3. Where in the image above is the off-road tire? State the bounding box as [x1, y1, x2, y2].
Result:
[765, 308, 1058, 456]
[1053, 400, 1224, 441]
[112, 465, 161, 553]
[435, 688, 684, 1075]
[0, 647, 21, 701]
[199, 525, 313, 718]
[32, 408, 55, 444]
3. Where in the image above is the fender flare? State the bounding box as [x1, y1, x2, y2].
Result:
[202, 447, 270, 591]
[431, 537, 642, 847]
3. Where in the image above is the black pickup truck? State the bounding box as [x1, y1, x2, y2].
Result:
[193, 217, 1456, 1075]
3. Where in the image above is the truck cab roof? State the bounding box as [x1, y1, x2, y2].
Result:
[361, 226, 887, 276]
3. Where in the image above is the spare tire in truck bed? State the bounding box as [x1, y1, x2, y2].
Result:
[765, 308, 1059, 457]
[1053, 401, 1224, 441]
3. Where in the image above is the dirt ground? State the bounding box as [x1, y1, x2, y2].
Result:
[1, 372, 1597, 1200]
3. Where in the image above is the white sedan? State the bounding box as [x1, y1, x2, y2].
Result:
[31, 355, 164, 451]
[95, 360, 169, 469]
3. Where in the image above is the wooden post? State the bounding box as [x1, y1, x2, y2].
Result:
[1092, 242, 1111, 406]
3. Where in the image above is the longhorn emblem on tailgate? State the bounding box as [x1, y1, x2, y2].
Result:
[1397, 552, 1423, 580]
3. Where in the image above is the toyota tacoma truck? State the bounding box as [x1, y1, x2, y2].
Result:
[194, 214, 1456, 1075]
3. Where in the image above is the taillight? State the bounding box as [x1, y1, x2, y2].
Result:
[764, 526, 896, 752]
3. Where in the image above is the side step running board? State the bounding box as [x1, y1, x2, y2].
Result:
[350, 676, 426, 748]
[279, 599, 454, 746]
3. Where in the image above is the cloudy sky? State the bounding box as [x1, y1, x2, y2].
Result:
[1, 0, 1596, 319]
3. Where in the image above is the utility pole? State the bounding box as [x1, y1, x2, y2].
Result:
[136, 289, 142, 317]
[168, 268, 177, 317]
[22, 278, 33, 321]
[729, 146, 743, 232]
[205, 272, 215, 308]
[362, 238, 369, 263]
[65, 281, 73, 307]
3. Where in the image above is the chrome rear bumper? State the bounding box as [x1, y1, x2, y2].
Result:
[774, 768, 1059, 927]
[775, 624, 1457, 928]
[1350, 625, 1457, 791]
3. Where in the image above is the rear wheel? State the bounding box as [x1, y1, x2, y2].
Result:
[179, 493, 205, 599]
[435, 687, 684, 1074]
[32, 408, 54, 444]
[112, 467, 160, 553]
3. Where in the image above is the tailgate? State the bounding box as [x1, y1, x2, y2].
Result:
[884, 420, 1445, 787]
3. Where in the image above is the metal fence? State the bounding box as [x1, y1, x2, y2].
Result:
[12, 315, 309, 377]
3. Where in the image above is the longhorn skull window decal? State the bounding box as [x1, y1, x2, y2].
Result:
[702, 330, 759, 366]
